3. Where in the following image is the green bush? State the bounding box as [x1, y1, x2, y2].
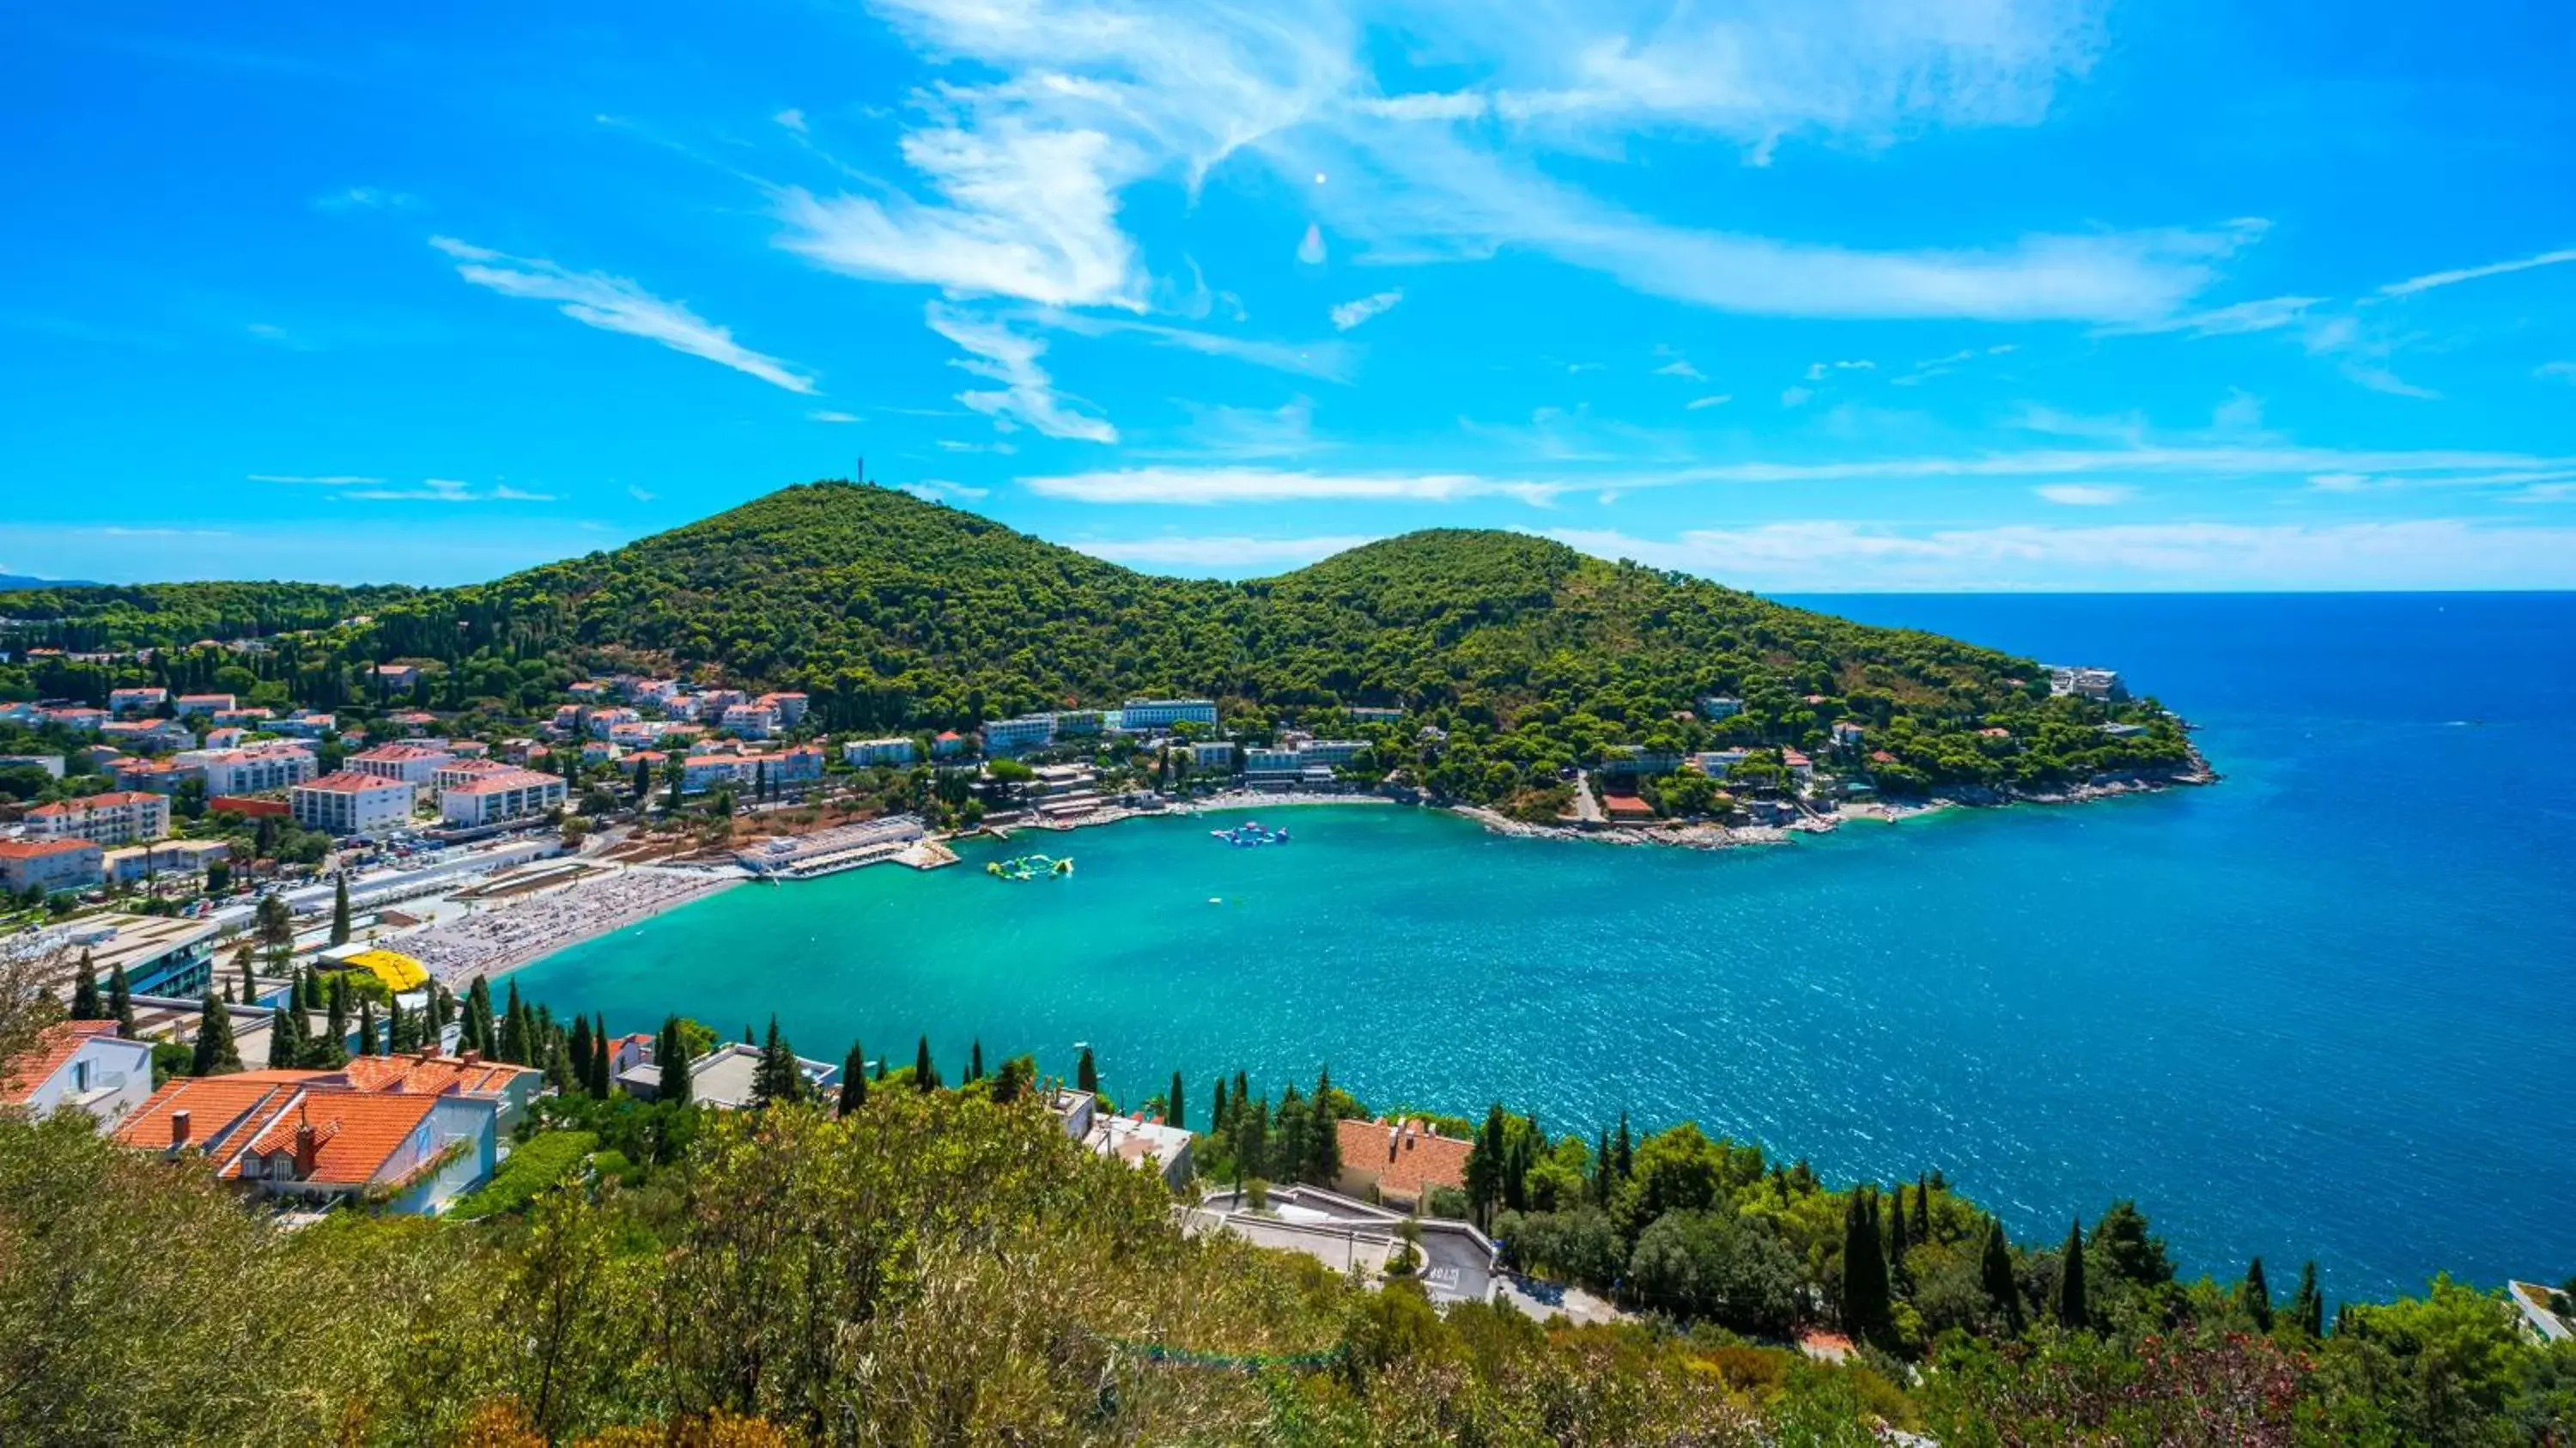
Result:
[447, 1130, 595, 1220]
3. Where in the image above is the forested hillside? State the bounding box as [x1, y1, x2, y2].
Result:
[0, 482, 2194, 796]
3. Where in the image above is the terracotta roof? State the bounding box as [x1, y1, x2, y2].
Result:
[1335, 1116, 1473, 1200]
[298, 770, 411, 793]
[0, 838, 98, 860]
[441, 768, 562, 796]
[349, 744, 450, 761]
[1, 1020, 121, 1104]
[216, 1090, 438, 1184]
[112, 1073, 319, 1153]
[27, 791, 162, 816]
[334, 1052, 536, 1098]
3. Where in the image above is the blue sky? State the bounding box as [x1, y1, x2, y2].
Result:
[5, 1, 2574, 590]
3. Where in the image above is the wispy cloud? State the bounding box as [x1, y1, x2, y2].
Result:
[1022, 466, 1555, 506]
[2099, 295, 2319, 338]
[935, 438, 1018, 454]
[1801, 358, 1876, 381]
[431, 236, 817, 393]
[1148, 397, 1327, 460]
[1034, 309, 1353, 380]
[1070, 533, 1381, 570]
[1546, 520, 2576, 591]
[926, 303, 1116, 443]
[899, 479, 991, 503]
[2379, 246, 2576, 297]
[1780, 386, 1813, 407]
[2539, 362, 2576, 385]
[246, 321, 322, 350]
[1653, 358, 1707, 380]
[314, 186, 421, 213]
[1890, 342, 2018, 386]
[249, 473, 382, 486]
[299, 477, 558, 504]
[1328, 289, 1403, 331]
[1686, 394, 1733, 411]
[773, 108, 807, 133]
[807, 410, 861, 423]
[2034, 484, 2133, 506]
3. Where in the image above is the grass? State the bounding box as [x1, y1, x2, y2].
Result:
[447, 1129, 596, 1220]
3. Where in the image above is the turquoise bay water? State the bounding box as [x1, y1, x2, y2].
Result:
[517, 593, 2576, 1303]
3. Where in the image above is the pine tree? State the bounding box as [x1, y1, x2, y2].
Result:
[70, 956, 102, 1020]
[1841, 1188, 1892, 1340]
[1465, 1103, 1510, 1227]
[587, 1013, 612, 1097]
[190, 992, 241, 1076]
[969, 1039, 984, 1081]
[108, 963, 134, 1035]
[755, 1016, 802, 1105]
[838, 1041, 868, 1114]
[356, 1000, 378, 1056]
[237, 949, 257, 1005]
[1978, 1216, 2024, 1333]
[1888, 1182, 1912, 1282]
[1593, 1127, 1613, 1202]
[2055, 1219, 2089, 1330]
[266, 1006, 303, 1070]
[1613, 1111, 1634, 1182]
[1914, 1171, 1933, 1242]
[1167, 1071, 1185, 1129]
[2239, 1256, 2275, 1332]
[1210, 1077, 1229, 1133]
[1271, 1087, 1311, 1185]
[330, 873, 351, 946]
[873, 1056, 886, 1082]
[2287, 1260, 2324, 1338]
[569, 1014, 594, 1090]
[501, 983, 532, 1065]
[1077, 1046, 1099, 1095]
[914, 1034, 939, 1092]
[1234, 1096, 1268, 1187]
[658, 1015, 695, 1108]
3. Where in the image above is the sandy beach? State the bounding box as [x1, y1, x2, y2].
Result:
[394, 865, 738, 986]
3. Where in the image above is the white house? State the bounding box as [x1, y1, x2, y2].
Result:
[844, 736, 915, 767]
[345, 742, 454, 788]
[438, 768, 568, 828]
[177, 742, 318, 796]
[980, 715, 1057, 755]
[1119, 697, 1218, 729]
[0, 1020, 155, 1125]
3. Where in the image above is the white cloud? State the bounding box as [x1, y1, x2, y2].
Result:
[2099, 295, 2319, 337]
[1070, 533, 1382, 569]
[807, 410, 862, 423]
[925, 303, 1116, 443]
[1802, 358, 1876, 380]
[2379, 246, 2576, 297]
[2538, 362, 2576, 384]
[249, 473, 382, 486]
[1151, 397, 1325, 460]
[1686, 394, 1733, 410]
[627, 485, 657, 502]
[2033, 484, 2131, 506]
[1033, 308, 1353, 380]
[1780, 386, 1813, 407]
[2307, 473, 2373, 493]
[432, 236, 817, 393]
[1653, 358, 1707, 380]
[1546, 520, 2576, 590]
[1297, 222, 1328, 266]
[1328, 289, 1403, 331]
[339, 478, 549, 503]
[774, 107, 807, 133]
[314, 186, 421, 212]
[1021, 465, 1555, 506]
[935, 438, 1018, 454]
[899, 479, 991, 503]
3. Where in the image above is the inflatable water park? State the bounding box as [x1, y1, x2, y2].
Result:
[987, 853, 1074, 880]
[1211, 819, 1291, 847]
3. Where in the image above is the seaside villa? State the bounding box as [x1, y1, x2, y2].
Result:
[1332, 1116, 1473, 1212]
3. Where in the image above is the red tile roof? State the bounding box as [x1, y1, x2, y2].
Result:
[113, 1073, 319, 1153]
[1335, 1117, 1473, 1201]
[1, 1020, 121, 1104]
[334, 1052, 537, 1098]
[216, 1090, 438, 1184]
[440, 768, 562, 797]
[298, 770, 411, 793]
[27, 791, 162, 816]
[0, 838, 98, 861]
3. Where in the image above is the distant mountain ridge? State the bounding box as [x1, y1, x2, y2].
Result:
[0, 573, 97, 591]
[0, 482, 2192, 801]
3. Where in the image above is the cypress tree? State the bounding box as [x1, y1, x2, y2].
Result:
[1914, 1171, 1933, 1242]
[1465, 1103, 1510, 1226]
[839, 1041, 868, 1114]
[1077, 1046, 1099, 1095]
[2287, 1260, 2324, 1338]
[1309, 1065, 1342, 1183]
[1593, 1127, 1613, 1202]
[1270, 1086, 1310, 1184]
[356, 1000, 378, 1056]
[70, 957, 103, 1020]
[2239, 1256, 2275, 1332]
[1613, 1111, 1634, 1182]
[569, 1014, 594, 1090]
[755, 1016, 800, 1105]
[1979, 1215, 2024, 1333]
[1168, 1071, 1185, 1129]
[914, 1034, 939, 1092]
[330, 873, 351, 946]
[386, 998, 412, 1054]
[658, 1015, 694, 1108]
[1210, 1077, 1228, 1134]
[969, 1039, 984, 1081]
[1234, 1096, 1268, 1187]
[1887, 1182, 1911, 1281]
[237, 949, 257, 1004]
[465, 976, 494, 1053]
[501, 983, 532, 1065]
[300, 967, 324, 1013]
[2054, 1219, 2089, 1330]
[873, 1056, 886, 1082]
[190, 992, 241, 1076]
[325, 975, 350, 1062]
[265, 1006, 303, 1070]
[1841, 1189, 1892, 1340]
[108, 963, 134, 1035]
[590, 1013, 612, 1094]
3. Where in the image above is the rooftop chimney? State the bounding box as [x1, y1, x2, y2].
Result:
[292, 1110, 322, 1180]
[459, 1049, 480, 1067]
[170, 1109, 191, 1147]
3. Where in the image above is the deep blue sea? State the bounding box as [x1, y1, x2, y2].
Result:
[515, 593, 2576, 1304]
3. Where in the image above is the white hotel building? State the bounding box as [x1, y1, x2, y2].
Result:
[1118, 698, 1218, 729]
[290, 771, 417, 838]
[345, 742, 455, 788]
[439, 768, 567, 828]
[176, 743, 318, 796]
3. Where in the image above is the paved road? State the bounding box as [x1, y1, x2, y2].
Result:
[1567, 770, 1605, 826]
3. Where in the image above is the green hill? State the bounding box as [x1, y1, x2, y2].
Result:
[0, 482, 2194, 798]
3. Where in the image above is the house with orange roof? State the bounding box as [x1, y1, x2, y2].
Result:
[1, 1020, 154, 1124]
[330, 1050, 543, 1132]
[1333, 1116, 1474, 1212]
[0, 837, 104, 895]
[116, 1070, 499, 1215]
[26, 789, 172, 845]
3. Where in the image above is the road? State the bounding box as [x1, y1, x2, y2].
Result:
[1566, 770, 1605, 826]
